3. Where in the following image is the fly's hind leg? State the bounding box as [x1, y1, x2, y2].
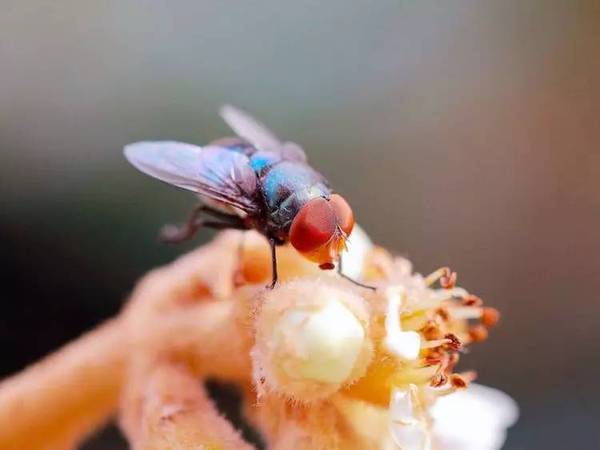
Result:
[160, 204, 247, 243]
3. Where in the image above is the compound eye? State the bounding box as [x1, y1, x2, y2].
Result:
[290, 197, 337, 253]
[329, 194, 354, 236]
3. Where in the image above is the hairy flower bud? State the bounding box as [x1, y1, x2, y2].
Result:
[252, 280, 373, 401]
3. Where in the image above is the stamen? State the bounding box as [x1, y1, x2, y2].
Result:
[393, 366, 439, 385]
[481, 307, 501, 328]
[421, 321, 442, 340]
[435, 307, 450, 322]
[463, 295, 483, 306]
[433, 287, 470, 301]
[384, 287, 421, 361]
[443, 333, 462, 351]
[429, 371, 476, 396]
[423, 355, 443, 367]
[420, 339, 452, 349]
[425, 267, 451, 287]
[446, 352, 460, 373]
[440, 269, 457, 289]
[468, 324, 489, 343]
[449, 374, 468, 389]
[448, 306, 482, 320]
[459, 370, 478, 383]
[425, 267, 457, 289]
[430, 372, 448, 387]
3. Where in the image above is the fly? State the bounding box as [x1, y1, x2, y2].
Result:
[124, 105, 373, 289]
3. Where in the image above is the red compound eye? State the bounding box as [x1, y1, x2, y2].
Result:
[289, 197, 337, 253]
[329, 194, 354, 236]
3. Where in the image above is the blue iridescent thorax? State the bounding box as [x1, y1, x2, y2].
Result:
[249, 151, 281, 173]
[261, 161, 331, 227]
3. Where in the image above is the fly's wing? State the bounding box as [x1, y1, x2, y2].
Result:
[219, 105, 280, 152]
[124, 141, 258, 213]
[219, 105, 307, 163]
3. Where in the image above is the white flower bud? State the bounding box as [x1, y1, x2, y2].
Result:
[272, 299, 365, 384]
[253, 280, 372, 401]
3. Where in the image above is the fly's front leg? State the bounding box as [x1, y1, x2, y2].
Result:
[337, 253, 376, 290]
[160, 204, 247, 243]
[268, 237, 278, 289]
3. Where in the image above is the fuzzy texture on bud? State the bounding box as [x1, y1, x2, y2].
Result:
[252, 279, 373, 402]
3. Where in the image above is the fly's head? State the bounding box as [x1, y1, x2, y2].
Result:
[289, 194, 354, 269]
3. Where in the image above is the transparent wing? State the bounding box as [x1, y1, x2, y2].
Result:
[124, 141, 258, 213]
[280, 141, 307, 163]
[219, 104, 282, 152]
[220, 105, 308, 163]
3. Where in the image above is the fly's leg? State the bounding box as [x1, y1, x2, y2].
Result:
[197, 204, 244, 222]
[160, 204, 247, 243]
[268, 237, 278, 289]
[337, 254, 376, 290]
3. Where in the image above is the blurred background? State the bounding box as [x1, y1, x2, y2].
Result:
[1, 1, 599, 448]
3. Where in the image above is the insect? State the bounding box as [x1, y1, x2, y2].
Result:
[124, 105, 372, 289]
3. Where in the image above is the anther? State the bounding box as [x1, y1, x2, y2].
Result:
[435, 307, 450, 322]
[481, 307, 500, 328]
[421, 320, 443, 340]
[463, 295, 483, 306]
[449, 373, 468, 389]
[443, 333, 462, 351]
[440, 268, 457, 289]
[430, 372, 448, 387]
[468, 324, 489, 343]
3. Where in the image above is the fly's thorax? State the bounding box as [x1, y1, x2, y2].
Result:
[275, 185, 332, 231]
[248, 151, 282, 174]
[260, 160, 331, 230]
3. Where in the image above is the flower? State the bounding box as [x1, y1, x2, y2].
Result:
[0, 220, 518, 450]
[335, 231, 516, 449]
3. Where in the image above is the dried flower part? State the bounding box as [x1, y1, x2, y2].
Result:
[122, 362, 255, 450]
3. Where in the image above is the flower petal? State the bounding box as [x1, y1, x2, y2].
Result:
[430, 383, 518, 450]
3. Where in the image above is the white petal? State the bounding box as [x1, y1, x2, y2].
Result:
[341, 224, 372, 279]
[389, 387, 432, 450]
[431, 383, 518, 450]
